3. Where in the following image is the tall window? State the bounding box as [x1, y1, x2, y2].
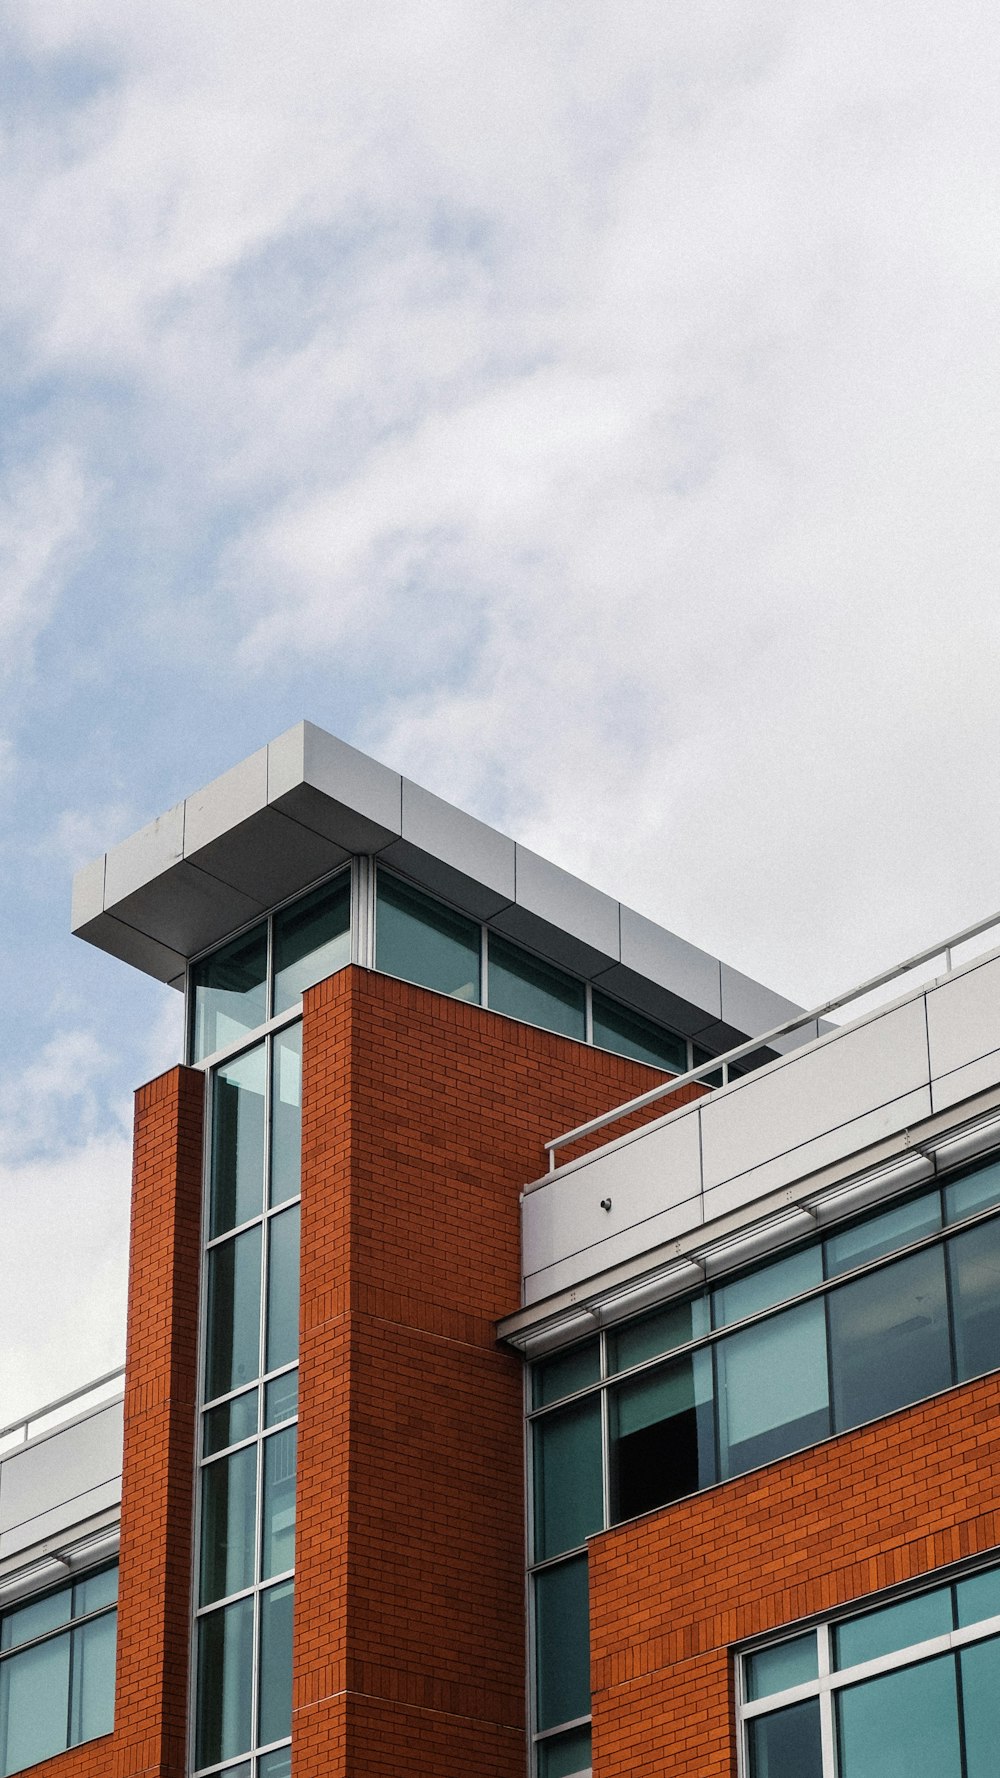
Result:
[0, 1564, 117, 1775]
[194, 1022, 300, 1778]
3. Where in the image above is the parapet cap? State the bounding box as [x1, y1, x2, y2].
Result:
[71, 721, 805, 1047]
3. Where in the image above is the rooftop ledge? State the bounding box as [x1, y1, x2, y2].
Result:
[71, 721, 805, 1051]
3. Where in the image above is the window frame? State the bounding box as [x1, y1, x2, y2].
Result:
[0, 1561, 118, 1775]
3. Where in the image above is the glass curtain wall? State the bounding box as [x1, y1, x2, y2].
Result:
[0, 1565, 117, 1776]
[194, 1022, 301, 1778]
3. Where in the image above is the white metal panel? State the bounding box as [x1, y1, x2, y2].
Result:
[524, 1196, 706, 1305]
[0, 1401, 123, 1550]
[183, 746, 269, 858]
[720, 964, 813, 1056]
[926, 954, 1000, 1084]
[70, 854, 105, 932]
[617, 906, 723, 1021]
[0, 1483, 122, 1561]
[269, 721, 402, 841]
[103, 802, 185, 906]
[512, 846, 621, 962]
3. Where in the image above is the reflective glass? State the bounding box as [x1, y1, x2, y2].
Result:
[211, 1045, 267, 1237]
[258, 1752, 292, 1778]
[534, 1556, 590, 1732]
[270, 1025, 302, 1207]
[834, 1585, 952, 1669]
[69, 1611, 116, 1741]
[828, 1246, 951, 1433]
[191, 924, 268, 1063]
[836, 1653, 961, 1778]
[944, 1158, 1000, 1223]
[717, 1298, 829, 1478]
[948, 1217, 1000, 1382]
[258, 1581, 294, 1746]
[200, 1445, 257, 1605]
[265, 1369, 299, 1427]
[488, 935, 585, 1040]
[375, 874, 480, 1002]
[266, 1205, 300, 1374]
[1, 1583, 71, 1651]
[196, 1597, 254, 1766]
[537, 1723, 592, 1778]
[532, 1338, 600, 1407]
[262, 1426, 297, 1579]
[824, 1192, 940, 1279]
[746, 1633, 819, 1700]
[272, 874, 351, 1014]
[591, 992, 686, 1072]
[533, 1397, 602, 1561]
[956, 1565, 1000, 1628]
[204, 1387, 259, 1457]
[0, 1633, 71, 1772]
[749, 1698, 822, 1778]
[960, 1634, 1000, 1777]
[714, 1247, 823, 1329]
[73, 1566, 117, 1617]
[607, 1294, 709, 1374]
[205, 1226, 262, 1402]
[610, 1349, 714, 1521]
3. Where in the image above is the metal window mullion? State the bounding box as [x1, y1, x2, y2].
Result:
[584, 982, 593, 1046]
[480, 923, 490, 1007]
[817, 1626, 837, 1777]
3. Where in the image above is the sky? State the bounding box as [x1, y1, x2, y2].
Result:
[3, 0, 1000, 1423]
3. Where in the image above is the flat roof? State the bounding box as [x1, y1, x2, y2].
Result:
[71, 721, 808, 1050]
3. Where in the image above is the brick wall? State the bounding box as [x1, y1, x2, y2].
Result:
[589, 1369, 1000, 1777]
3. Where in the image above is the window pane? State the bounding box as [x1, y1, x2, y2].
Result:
[69, 1610, 116, 1742]
[749, 1698, 822, 1778]
[1, 1583, 71, 1651]
[191, 924, 268, 1063]
[533, 1398, 602, 1561]
[488, 936, 584, 1040]
[714, 1247, 822, 1329]
[0, 1633, 71, 1771]
[204, 1386, 259, 1457]
[532, 1339, 600, 1407]
[944, 1159, 1000, 1223]
[196, 1597, 254, 1767]
[266, 1205, 300, 1374]
[534, 1556, 590, 1732]
[960, 1634, 1000, 1778]
[258, 1580, 294, 1746]
[205, 1226, 262, 1402]
[746, 1633, 819, 1700]
[607, 1295, 709, 1374]
[73, 1566, 117, 1617]
[610, 1349, 714, 1521]
[270, 1024, 302, 1207]
[829, 1246, 951, 1433]
[538, 1723, 592, 1778]
[211, 1045, 267, 1237]
[948, 1217, 1000, 1382]
[200, 1445, 257, 1605]
[265, 1369, 299, 1428]
[375, 874, 480, 1002]
[258, 1752, 292, 1778]
[262, 1425, 297, 1579]
[834, 1586, 952, 1669]
[824, 1191, 940, 1279]
[273, 875, 351, 1014]
[717, 1298, 829, 1479]
[956, 1565, 1000, 1628]
[591, 992, 685, 1072]
[836, 1654, 961, 1778]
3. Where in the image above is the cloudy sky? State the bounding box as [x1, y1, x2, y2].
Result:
[3, 0, 1000, 1422]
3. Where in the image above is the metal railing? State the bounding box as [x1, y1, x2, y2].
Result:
[545, 904, 1000, 1172]
[0, 1366, 125, 1457]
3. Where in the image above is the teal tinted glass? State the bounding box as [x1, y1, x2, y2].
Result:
[488, 935, 585, 1040]
[205, 1225, 262, 1402]
[195, 1597, 254, 1766]
[266, 1205, 300, 1374]
[948, 1217, 1000, 1382]
[829, 1245, 951, 1433]
[258, 1580, 294, 1746]
[749, 1698, 822, 1778]
[956, 1566, 1000, 1628]
[834, 1586, 952, 1669]
[747, 1633, 819, 1700]
[191, 924, 268, 1063]
[211, 1044, 267, 1237]
[533, 1397, 602, 1561]
[69, 1609, 116, 1741]
[272, 874, 351, 1015]
[0, 1632, 71, 1771]
[375, 874, 480, 1002]
[538, 1724, 592, 1777]
[203, 1386, 259, 1457]
[1, 1581, 71, 1651]
[534, 1555, 590, 1731]
[265, 1369, 299, 1427]
[836, 1653, 961, 1778]
[607, 1293, 709, 1374]
[73, 1565, 117, 1616]
[270, 1024, 302, 1207]
[714, 1246, 823, 1329]
[610, 1349, 714, 1519]
[944, 1158, 1000, 1223]
[258, 1753, 291, 1778]
[717, 1297, 829, 1479]
[824, 1192, 940, 1279]
[532, 1338, 600, 1407]
[960, 1635, 1000, 1777]
[591, 992, 686, 1072]
[200, 1445, 257, 1605]
[262, 1426, 297, 1579]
